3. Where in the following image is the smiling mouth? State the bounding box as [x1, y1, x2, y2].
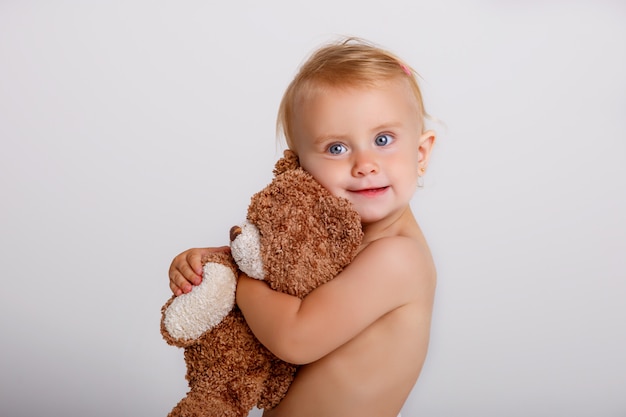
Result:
[350, 186, 389, 196]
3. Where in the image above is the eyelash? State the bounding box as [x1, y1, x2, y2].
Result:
[375, 133, 394, 146]
[326, 133, 395, 155]
[328, 143, 347, 155]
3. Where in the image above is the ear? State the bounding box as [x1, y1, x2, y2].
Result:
[417, 130, 436, 170]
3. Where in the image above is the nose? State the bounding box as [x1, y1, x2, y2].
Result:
[230, 225, 242, 242]
[351, 150, 379, 177]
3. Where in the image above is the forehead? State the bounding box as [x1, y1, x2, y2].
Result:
[293, 78, 422, 132]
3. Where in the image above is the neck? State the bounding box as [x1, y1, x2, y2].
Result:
[360, 206, 419, 246]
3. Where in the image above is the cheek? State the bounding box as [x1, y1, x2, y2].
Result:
[299, 160, 339, 193]
[299, 157, 325, 180]
[392, 150, 419, 172]
[297, 156, 317, 178]
[308, 169, 335, 191]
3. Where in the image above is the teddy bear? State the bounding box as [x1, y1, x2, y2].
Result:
[160, 150, 363, 417]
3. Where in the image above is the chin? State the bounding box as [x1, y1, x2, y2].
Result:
[357, 211, 388, 225]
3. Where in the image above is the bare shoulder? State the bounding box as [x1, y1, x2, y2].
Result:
[357, 235, 436, 292]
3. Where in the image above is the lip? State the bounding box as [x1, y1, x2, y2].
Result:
[349, 186, 389, 197]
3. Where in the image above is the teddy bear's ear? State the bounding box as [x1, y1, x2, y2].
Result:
[273, 149, 300, 176]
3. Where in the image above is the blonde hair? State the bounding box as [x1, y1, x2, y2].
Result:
[277, 37, 427, 149]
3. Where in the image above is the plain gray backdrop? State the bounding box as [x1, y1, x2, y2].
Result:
[1, 1, 625, 416]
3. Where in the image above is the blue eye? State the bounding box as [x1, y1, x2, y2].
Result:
[328, 143, 347, 155]
[375, 134, 393, 146]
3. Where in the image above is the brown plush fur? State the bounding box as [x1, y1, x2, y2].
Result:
[161, 150, 363, 417]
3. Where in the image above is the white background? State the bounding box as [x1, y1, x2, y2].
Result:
[1, 1, 625, 416]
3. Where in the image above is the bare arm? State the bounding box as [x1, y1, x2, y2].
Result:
[236, 237, 435, 364]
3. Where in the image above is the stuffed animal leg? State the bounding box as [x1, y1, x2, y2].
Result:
[161, 250, 293, 417]
[161, 251, 238, 347]
[164, 309, 281, 417]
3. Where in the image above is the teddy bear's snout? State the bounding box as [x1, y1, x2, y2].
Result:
[230, 225, 242, 242]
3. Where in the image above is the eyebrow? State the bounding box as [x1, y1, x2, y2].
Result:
[313, 122, 404, 144]
[313, 133, 349, 145]
[371, 122, 404, 133]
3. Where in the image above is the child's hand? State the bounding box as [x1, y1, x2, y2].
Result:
[169, 246, 231, 296]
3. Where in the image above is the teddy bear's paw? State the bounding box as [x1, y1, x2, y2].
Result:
[162, 262, 237, 342]
[230, 220, 265, 280]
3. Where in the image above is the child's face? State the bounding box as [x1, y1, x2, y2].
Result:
[291, 78, 434, 225]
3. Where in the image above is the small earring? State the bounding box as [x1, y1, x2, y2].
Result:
[417, 167, 425, 188]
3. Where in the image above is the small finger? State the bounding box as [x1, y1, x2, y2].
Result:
[170, 271, 193, 294]
[188, 246, 230, 275]
[179, 261, 202, 286]
[169, 281, 183, 297]
[187, 251, 206, 277]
